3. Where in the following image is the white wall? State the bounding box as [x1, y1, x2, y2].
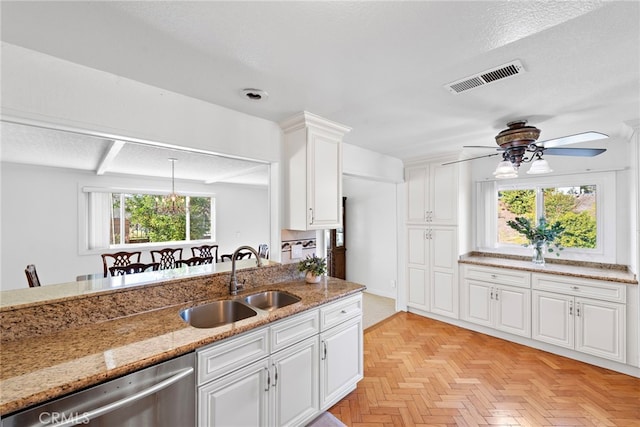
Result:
[343, 176, 398, 299]
[1, 162, 268, 290]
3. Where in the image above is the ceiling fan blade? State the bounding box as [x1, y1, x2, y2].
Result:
[463, 145, 501, 150]
[539, 131, 608, 148]
[442, 153, 500, 165]
[543, 147, 607, 157]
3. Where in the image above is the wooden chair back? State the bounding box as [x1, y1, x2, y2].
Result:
[150, 248, 183, 270]
[25, 264, 41, 287]
[258, 244, 269, 259]
[191, 244, 219, 263]
[178, 256, 213, 267]
[220, 252, 252, 262]
[101, 251, 142, 277]
[109, 262, 160, 276]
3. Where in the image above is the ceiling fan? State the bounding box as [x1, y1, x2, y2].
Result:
[444, 120, 608, 178]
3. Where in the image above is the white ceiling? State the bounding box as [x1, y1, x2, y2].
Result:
[1, 1, 639, 166]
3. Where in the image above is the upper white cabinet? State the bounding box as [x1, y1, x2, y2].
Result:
[406, 162, 458, 225]
[280, 112, 351, 230]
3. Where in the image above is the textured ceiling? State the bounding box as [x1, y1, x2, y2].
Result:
[1, 1, 639, 163]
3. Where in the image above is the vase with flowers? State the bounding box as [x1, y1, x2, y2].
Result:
[506, 216, 565, 265]
[297, 254, 327, 283]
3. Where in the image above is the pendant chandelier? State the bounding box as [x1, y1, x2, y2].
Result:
[156, 158, 185, 214]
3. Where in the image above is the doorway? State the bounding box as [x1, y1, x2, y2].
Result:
[326, 197, 346, 279]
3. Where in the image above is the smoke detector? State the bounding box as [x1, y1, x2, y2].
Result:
[241, 88, 269, 101]
[444, 60, 526, 94]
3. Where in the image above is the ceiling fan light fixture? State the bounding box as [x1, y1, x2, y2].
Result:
[527, 157, 553, 174]
[493, 160, 518, 179]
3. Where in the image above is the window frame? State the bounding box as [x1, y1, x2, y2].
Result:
[475, 172, 616, 263]
[79, 185, 217, 254]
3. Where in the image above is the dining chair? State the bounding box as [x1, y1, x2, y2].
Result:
[178, 256, 214, 267]
[257, 244, 269, 259]
[24, 264, 41, 287]
[220, 252, 252, 262]
[150, 248, 183, 270]
[191, 244, 219, 263]
[101, 251, 142, 277]
[109, 262, 160, 276]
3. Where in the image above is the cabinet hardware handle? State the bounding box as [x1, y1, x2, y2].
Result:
[341, 309, 347, 314]
[490, 289, 494, 300]
[569, 301, 573, 316]
[495, 289, 499, 301]
[571, 286, 579, 290]
[308, 208, 314, 224]
[491, 274, 497, 279]
[322, 341, 327, 360]
[265, 367, 271, 391]
[273, 364, 278, 387]
[44, 367, 194, 427]
[576, 303, 580, 317]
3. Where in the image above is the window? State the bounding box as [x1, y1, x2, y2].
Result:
[476, 172, 615, 262]
[498, 186, 597, 249]
[85, 188, 215, 250]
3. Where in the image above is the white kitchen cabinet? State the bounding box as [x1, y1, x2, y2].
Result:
[461, 265, 531, 338]
[406, 162, 458, 225]
[280, 111, 351, 230]
[270, 336, 320, 427]
[197, 293, 363, 426]
[532, 273, 626, 363]
[198, 358, 270, 426]
[320, 315, 363, 410]
[407, 225, 458, 318]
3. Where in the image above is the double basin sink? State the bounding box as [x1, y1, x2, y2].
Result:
[179, 290, 301, 329]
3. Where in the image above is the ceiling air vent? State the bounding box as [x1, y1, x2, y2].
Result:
[444, 60, 525, 94]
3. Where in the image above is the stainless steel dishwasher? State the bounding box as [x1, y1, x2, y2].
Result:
[2, 352, 195, 427]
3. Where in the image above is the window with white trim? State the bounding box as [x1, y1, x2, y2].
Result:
[85, 188, 215, 250]
[476, 172, 615, 262]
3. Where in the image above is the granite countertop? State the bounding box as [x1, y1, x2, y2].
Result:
[0, 276, 365, 416]
[459, 253, 637, 284]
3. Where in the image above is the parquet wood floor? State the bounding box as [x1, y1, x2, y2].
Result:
[329, 312, 640, 427]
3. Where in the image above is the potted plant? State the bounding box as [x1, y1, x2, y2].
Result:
[297, 254, 327, 283]
[506, 216, 565, 265]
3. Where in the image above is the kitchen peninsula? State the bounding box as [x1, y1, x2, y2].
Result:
[0, 261, 365, 420]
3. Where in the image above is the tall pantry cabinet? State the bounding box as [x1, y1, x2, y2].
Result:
[405, 161, 460, 319]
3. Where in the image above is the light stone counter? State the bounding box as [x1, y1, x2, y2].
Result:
[0, 263, 365, 416]
[459, 252, 637, 284]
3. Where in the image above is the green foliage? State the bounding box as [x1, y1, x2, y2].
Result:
[558, 211, 596, 248]
[500, 190, 535, 216]
[543, 189, 577, 223]
[189, 196, 212, 240]
[297, 255, 327, 276]
[125, 195, 186, 242]
[506, 216, 565, 255]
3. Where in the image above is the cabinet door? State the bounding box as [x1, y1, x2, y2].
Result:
[429, 163, 458, 225]
[271, 336, 320, 427]
[407, 227, 428, 309]
[495, 286, 531, 337]
[320, 317, 363, 410]
[429, 227, 458, 318]
[406, 166, 428, 223]
[307, 129, 342, 229]
[198, 358, 269, 427]
[461, 280, 493, 327]
[532, 290, 573, 349]
[575, 297, 626, 363]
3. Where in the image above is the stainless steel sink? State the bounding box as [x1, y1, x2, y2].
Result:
[180, 300, 257, 328]
[242, 290, 301, 312]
